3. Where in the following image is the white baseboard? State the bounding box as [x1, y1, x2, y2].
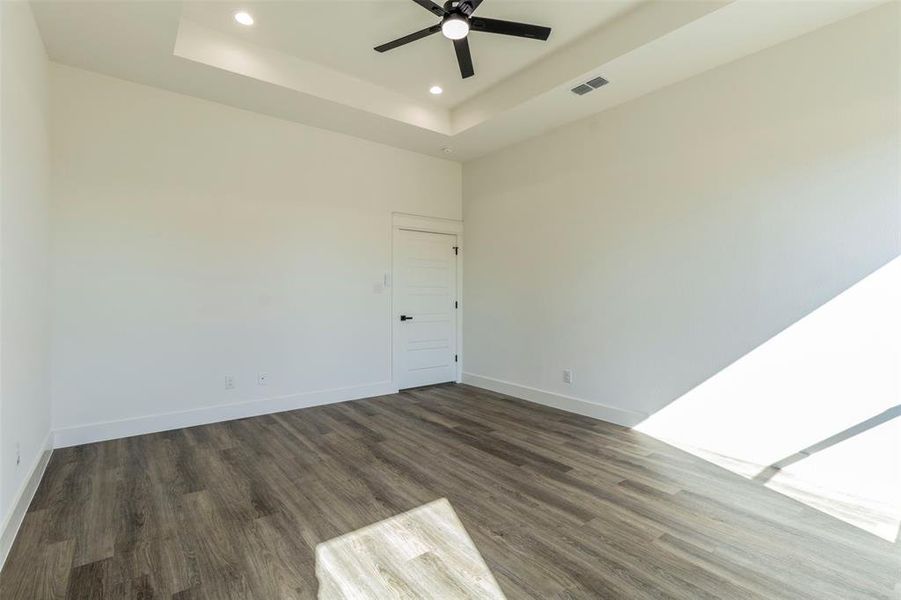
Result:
[462, 373, 646, 428]
[0, 432, 53, 570]
[53, 381, 397, 448]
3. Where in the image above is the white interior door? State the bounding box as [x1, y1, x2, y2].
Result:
[394, 229, 458, 389]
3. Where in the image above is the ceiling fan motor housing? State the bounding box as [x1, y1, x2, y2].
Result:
[450, 1, 477, 17]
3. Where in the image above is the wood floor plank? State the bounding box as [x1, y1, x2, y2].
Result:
[2, 383, 898, 599]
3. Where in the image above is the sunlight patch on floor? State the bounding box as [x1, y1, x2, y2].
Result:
[636, 257, 901, 541]
[315, 498, 506, 599]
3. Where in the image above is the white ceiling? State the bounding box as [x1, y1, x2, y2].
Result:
[180, 1, 640, 108]
[32, 0, 883, 161]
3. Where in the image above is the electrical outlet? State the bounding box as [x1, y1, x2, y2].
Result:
[257, 373, 268, 386]
[563, 369, 573, 384]
[224, 375, 235, 390]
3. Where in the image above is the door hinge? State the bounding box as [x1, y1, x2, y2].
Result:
[453, 246, 459, 255]
[455, 354, 458, 362]
[455, 301, 458, 309]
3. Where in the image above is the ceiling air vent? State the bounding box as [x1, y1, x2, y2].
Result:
[571, 76, 609, 96]
[571, 84, 593, 95]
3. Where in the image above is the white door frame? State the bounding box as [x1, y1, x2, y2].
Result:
[391, 213, 463, 388]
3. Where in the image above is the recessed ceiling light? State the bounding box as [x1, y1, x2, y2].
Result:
[429, 86, 443, 95]
[234, 11, 254, 26]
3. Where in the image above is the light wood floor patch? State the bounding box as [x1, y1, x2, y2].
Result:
[1, 384, 898, 599]
[315, 497, 505, 599]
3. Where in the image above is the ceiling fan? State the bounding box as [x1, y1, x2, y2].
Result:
[374, 0, 552, 79]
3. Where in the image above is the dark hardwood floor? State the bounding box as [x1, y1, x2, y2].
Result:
[1, 383, 898, 599]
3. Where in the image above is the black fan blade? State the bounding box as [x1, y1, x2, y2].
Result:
[470, 17, 551, 41]
[412, 0, 446, 17]
[454, 37, 474, 79]
[374, 24, 441, 52]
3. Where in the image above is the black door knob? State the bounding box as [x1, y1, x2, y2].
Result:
[400, 315, 413, 321]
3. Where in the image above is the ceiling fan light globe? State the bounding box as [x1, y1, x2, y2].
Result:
[441, 15, 469, 40]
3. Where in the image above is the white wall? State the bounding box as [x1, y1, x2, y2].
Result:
[50, 65, 461, 445]
[636, 256, 901, 540]
[0, 0, 53, 561]
[462, 5, 900, 425]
